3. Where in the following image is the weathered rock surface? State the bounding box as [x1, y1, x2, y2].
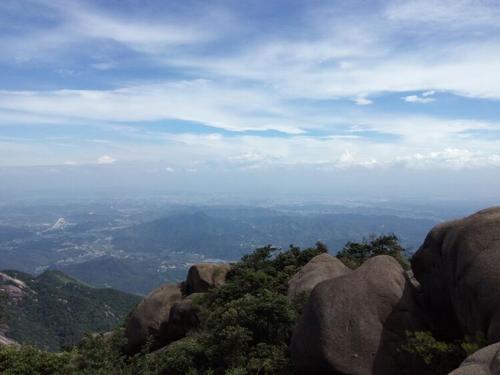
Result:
[290, 255, 423, 375]
[159, 293, 205, 346]
[124, 262, 230, 354]
[449, 342, 500, 375]
[0, 272, 31, 301]
[184, 263, 231, 295]
[287, 253, 351, 300]
[124, 283, 182, 354]
[0, 332, 17, 347]
[412, 207, 500, 342]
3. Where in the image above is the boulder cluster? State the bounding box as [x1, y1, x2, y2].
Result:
[123, 207, 500, 374]
[291, 207, 500, 375]
[123, 263, 231, 354]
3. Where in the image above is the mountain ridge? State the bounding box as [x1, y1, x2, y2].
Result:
[0, 269, 141, 351]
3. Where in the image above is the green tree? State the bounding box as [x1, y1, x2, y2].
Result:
[155, 243, 325, 374]
[0, 345, 73, 375]
[336, 234, 409, 270]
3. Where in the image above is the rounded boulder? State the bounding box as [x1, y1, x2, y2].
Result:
[124, 283, 182, 354]
[287, 253, 351, 300]
[412, 207, 500, 342]
[448, 342, 500, 375]
[290, 255, 423, 375]
[184, 263, 231, 295]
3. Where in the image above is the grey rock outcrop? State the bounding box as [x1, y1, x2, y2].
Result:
[412, 207, 500, 342]
[124, 262, 231, 354]
[0, 272, 31, 302]
[449, 342, 500, 375]
[287, 253, 351, 300]
[159, 292, 205, 345]
[184, 263, 231, 295]
[124, 283, 182, 354]
[291, 255, 423, 375]
[0, 332, 17, 347]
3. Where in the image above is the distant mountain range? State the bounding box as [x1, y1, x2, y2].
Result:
[0, 203, 440, 295]
[0, 270, 140, 351]
[113, 211, 436, 259]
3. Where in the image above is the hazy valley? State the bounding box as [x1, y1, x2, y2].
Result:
[0, 198, 458, 295]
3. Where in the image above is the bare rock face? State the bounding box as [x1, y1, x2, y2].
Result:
[184, 263, 231, 295]
[0, 332, 17, 347]
[412, 207, 500, 342]
[124, 262, 230, 354]
[448, 342, 500, 375]
[124, 283, 182, 354]
[159, 293, 205, 346]
[288, 253, 351, 300]
[0, 272, 31, 302]
[290, 255, 423, 375]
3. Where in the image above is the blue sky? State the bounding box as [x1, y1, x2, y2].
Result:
[1, 0, 500, 185]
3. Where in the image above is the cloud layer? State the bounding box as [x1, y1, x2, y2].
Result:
[0, 0, 500, 176]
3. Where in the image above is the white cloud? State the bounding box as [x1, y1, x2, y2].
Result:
[2, 116, 500, 170]
[402, 94, 435, 104]
[0, 81, 304, 134]
[0, 0, 225, 65]
[97, 155, 116, 164]
[385, 0, 500, 29]
[354, 96, 373, 105]
[395, 148, 500, 169]
[1, 0, 500, 174]
[3, 0, 500, 103]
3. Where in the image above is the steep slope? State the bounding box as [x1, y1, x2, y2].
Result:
[0, 270, 141, 351]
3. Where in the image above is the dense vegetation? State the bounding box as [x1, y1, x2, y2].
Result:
[402, 331, 487, 375]
[0, 235, 484, 374]
[336, 233, 410, 270]
[153, 244, 327, 374]
[0, 243, 326, 374]
[0, 270, 141, 350]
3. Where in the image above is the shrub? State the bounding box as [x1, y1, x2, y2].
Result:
[154, 243, 326, 374]
[0, 345, 73, 375]
[336, 234, 409, 270]
[402, 331, 487, 375]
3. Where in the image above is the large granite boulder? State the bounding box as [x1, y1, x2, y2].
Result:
[124, 283, 182, 354]
[159, 293, 205, 346]
[412, 207, 500, 342]
[449, 342, 500, 375]
[184, 263, 231, 295]
[287, 253, 351, 300]
[290, 255, 423, 375]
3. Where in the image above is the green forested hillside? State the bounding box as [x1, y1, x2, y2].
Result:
[0, 270, 141, 351]
[54, 256, 186, 295]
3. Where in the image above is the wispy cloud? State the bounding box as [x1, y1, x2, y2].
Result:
[1, 0, 500, 175]
[97, 155, 116, 164]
